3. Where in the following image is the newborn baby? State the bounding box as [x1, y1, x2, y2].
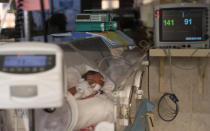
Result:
[69, 70, 105, 99]
[74, 79, 95, 99]
[67, 70, 114, 130]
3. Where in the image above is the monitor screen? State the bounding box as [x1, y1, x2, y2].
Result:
[76, 14, 90, 20]
[3, 56, 47, 67]
[160, 8, 207, 42]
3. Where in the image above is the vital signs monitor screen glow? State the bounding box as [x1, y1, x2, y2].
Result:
[160, 8, 207, 42]
[3, 56, 47, 67]
[154, 3, 210, 48]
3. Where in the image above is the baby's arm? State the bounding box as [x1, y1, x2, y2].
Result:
[68, 87, 77, 95]
[68, 85, 86, 99]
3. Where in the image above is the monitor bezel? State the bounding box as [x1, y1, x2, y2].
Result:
[154, 3, 210, 48]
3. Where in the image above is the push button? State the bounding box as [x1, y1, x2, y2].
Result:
[32, 68, 37, 72]
[24, 68, 30, 72]
[9, 68, 15, 72]
[48, 56, 53, 60]
[2, 68, 7, 72]
[47, 61, 52, 65]
[39, 67, 45, 71]
[17, 68, 22, 72]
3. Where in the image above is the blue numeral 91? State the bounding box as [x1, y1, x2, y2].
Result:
[184, 18, 192, 25]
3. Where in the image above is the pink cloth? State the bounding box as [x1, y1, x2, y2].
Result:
[80, 125, 95, 131]
[15, 0, 49, 11]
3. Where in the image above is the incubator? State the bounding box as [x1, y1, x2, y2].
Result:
[35, 37, 148, 131]
[0, 37, 151, 131]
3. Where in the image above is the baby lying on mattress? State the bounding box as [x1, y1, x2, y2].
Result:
[69, 70, 105, 100]
[67, 66, 114, 130]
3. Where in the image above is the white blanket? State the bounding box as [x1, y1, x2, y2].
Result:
[75, 95, 114, 129]
[66, 65, 115, 129]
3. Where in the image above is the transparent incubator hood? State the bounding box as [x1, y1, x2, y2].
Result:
[59, 37, 142, 88]
[35, 37, 145, 131]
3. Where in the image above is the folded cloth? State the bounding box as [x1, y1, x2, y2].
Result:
[124, 99, 154, 131]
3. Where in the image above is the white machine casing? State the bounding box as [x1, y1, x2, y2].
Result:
[0, 42, 64, 109]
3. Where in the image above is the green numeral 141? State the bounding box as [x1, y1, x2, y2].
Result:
[163, 19, 175, 26]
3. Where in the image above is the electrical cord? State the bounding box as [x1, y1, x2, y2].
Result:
[168, 48, 174, 93]
[157, 48, 179, 122]
[137, 40, 152, 100]
[172, 63, 198, 70]
[139, 70, 145, 90]
[136, 39, 153, 101]
[157, 50, 210, 122]
[158, 49, 210, 122]
[147, 49, 150, 101]
[190, 48, 199, 57]
[158, 93, 179, 122]
[171, 48, 198, 70]
[166, 48, 210, 71]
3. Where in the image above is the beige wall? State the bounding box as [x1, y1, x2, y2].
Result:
[142, 57, 210, 131]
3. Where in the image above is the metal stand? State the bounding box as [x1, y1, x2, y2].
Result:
[24, 11, 32, 41]
[31, 110, 35, 131]
[0, 110, 9, 131]
[40, 0, 48, 42]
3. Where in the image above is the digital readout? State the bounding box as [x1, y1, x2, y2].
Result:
[3, 56, 47, 67]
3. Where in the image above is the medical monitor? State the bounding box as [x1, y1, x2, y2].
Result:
[154, 3, 210, 48]
[0, 42, 64, 109]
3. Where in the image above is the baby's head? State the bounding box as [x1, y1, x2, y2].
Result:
[82, 70, 104, 90]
